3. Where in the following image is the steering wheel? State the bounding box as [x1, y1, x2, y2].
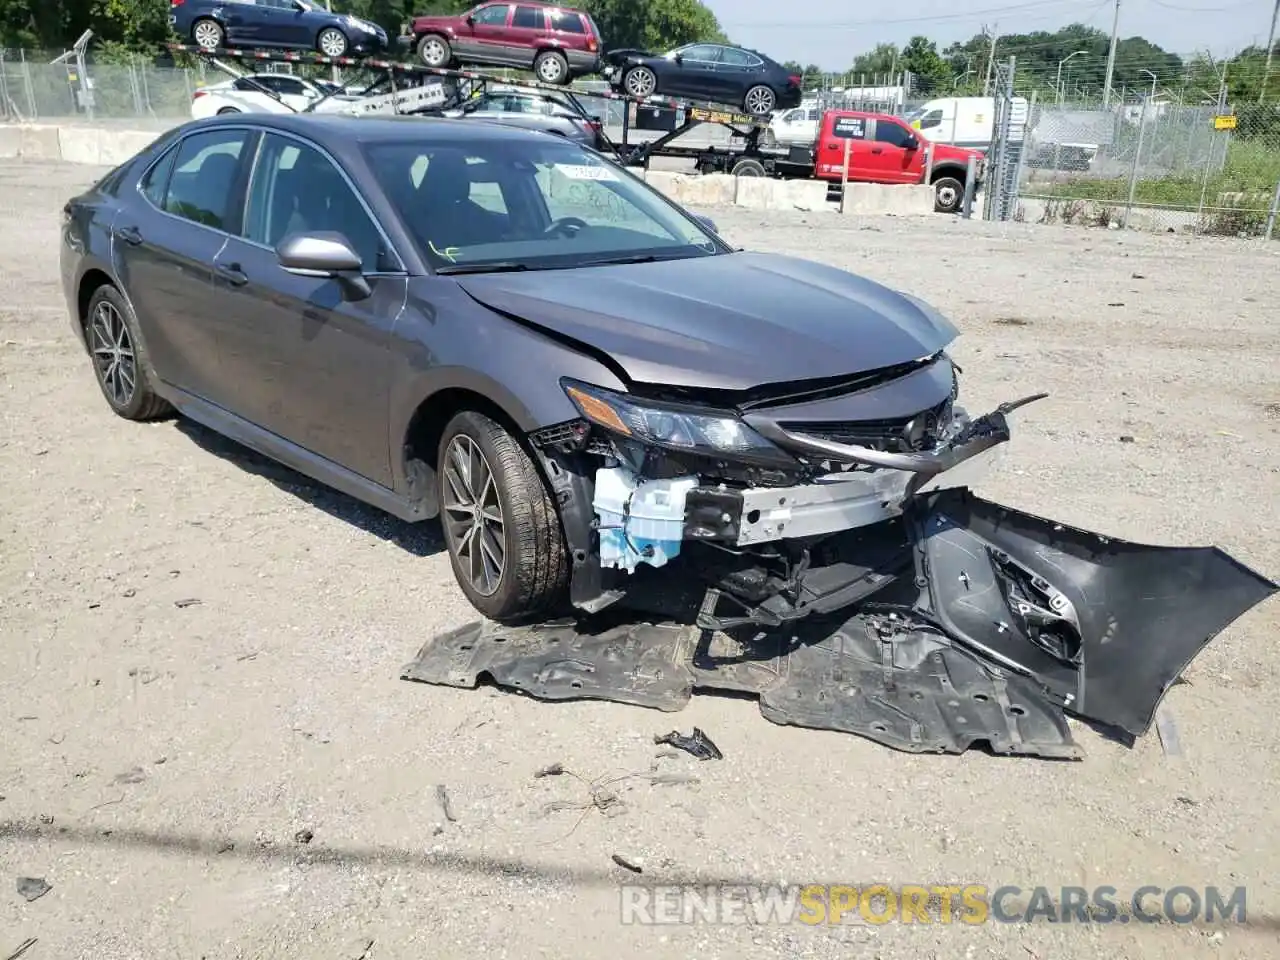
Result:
[543, 216, 589, 238]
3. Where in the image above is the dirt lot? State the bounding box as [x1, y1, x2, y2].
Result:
[1, 159, 1278, 960]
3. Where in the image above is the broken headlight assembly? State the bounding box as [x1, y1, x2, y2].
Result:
[561, 379, 798, 466]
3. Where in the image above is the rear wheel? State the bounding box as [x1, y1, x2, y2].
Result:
[85, 285, 172, 422]
[731, 157, 766, 177]
[418, 33, 451, 68]
[743, 84, 776, 117]
[317, 27, 348, 57]
[436, 411, 569, 623]
[933, 175, 964, 213]
[622, 66, 656, 98]
[534, 49, 569, 85]
[192, 18, 224, 51]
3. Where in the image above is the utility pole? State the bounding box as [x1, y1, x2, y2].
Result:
[983, 24, 999, 95]
[1260, 0, 1279, 102]
[1102, 0, 1120, 107]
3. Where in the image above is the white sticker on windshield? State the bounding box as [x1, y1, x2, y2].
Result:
[554, 164, 619, 181]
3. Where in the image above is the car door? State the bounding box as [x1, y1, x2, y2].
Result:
[111, 127, 254, 404]
[818, 112, 873, 179]
[210, 130, 406, 486]
[507, 4, 547, 69]
[867, 117, 922, 183]
[454, 3, 512, 63]
[222, 0, 270, 43]
[666, 44, 722, 100]
[714, 46, 763, 103]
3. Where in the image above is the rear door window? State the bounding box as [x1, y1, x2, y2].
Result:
[830, 115, 866, 139]
[162, 129, 251, 230]
[511, 5, 544, 28]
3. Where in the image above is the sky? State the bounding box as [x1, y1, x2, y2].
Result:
[702, 0, 1278, 70]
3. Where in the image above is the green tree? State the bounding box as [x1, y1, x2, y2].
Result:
[582, 0, 725, 52]
[899, 35, 950, 93]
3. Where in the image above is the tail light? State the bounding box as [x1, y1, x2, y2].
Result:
[788, 74, 802, 88]
[587, 38, 598, 52]
[192, 89, 207, 99]
[171, 0, 184, 5]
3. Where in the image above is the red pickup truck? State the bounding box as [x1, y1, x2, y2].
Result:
[694, 108, 986, 214]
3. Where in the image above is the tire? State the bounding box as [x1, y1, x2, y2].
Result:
[84, 285, 173, 422]
[743, 84, 776, 117]
[436, 410, 569, 622]
[933, 175, 964, 214]
[622, 65, 657, 99]
[191, 18, 224, 52]
[418, 33, 451, 68]
[317, 27, 348, 57]
[731, 157, 766, 177]
[217, 106, 241, 115]
[533, 49, 570, 85]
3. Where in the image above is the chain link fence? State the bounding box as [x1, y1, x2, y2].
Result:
[983, 56, 1280, 240]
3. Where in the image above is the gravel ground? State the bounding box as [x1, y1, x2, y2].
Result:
[1, 160, 1278, 960]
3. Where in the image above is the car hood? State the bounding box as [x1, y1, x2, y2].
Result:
[455, 251, 958, 392]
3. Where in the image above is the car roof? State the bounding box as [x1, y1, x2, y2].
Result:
[187, 111, 573, 146]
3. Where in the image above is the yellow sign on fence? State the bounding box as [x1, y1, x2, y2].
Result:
[1213, 114, 1237, 130]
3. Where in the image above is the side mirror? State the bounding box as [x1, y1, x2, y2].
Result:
[693, 213, 718, 234]
[276, 232, 371, 301]
[904, 134, 919, 150]
[465, 14, 475, 25]
[673, 53, 683, 63]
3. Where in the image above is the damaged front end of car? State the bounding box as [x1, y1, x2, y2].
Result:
[406, 352, 1277, 758]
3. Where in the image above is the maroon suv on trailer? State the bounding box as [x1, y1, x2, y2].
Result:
[400, 2, 603, 85]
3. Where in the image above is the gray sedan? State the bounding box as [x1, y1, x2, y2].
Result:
[443, 89, 604, 148]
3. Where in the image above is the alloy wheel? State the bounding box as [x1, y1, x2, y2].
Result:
[193, 21, 221, 50]
[625, 68, 655, 98]
[89, 299, 136, 409]
[745, 86, 775, 116]
[318, 28, 347, 57]
[441, 434, 507, 597]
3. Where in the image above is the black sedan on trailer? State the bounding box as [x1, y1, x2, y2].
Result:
[60, 113, 1275, 749]
[602, 42, 803, 117]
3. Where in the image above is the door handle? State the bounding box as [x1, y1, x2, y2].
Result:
[216, 262, 248, 286]
[871, 147, 884, 154]
[115, 225, 143, 245]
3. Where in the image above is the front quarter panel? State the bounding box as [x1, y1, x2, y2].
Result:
[387, 278, 628, 492]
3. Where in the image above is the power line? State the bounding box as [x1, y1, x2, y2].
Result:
[718, 0, 1096, 29]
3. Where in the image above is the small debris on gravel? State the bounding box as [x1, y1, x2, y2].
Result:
[112, 767, 147, 785]
[434, 784, 456, 822]
[16, 877, 51, 902]
[654, 727, 723, 760]
[293, 828, 314, 844]
[1118, 435, 1135, 443]
[344, 936, 375, 960]
[533, 762, 565, 778]
[215, 840, 235, 854]
[4, 936, 38, 960]
[611, 852, 643, 873]
[173, 598, 202, 608]
[649, 772, 700, 786]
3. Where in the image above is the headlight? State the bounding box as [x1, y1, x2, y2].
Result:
[561, 379, 786, 458]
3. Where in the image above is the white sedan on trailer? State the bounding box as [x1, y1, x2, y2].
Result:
[190, 72, 363, 118]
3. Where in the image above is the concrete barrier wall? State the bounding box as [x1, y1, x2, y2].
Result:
[639, 170, 831, 213]
[837, 183, 936, 217]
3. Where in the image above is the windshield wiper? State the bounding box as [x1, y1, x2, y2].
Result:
[435, 261, 532, 275]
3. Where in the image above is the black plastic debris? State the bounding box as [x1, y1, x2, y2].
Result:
[655, 727, 723, 761]
[15, 877, 50, 902]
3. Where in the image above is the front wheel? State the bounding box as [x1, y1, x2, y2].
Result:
[437, 411, 569, 623]
[418, 33, 451, 68]
[933, 176, 964, 213]
[316, 27, 348, 57]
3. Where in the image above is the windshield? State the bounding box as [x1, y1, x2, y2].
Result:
[363, 137, 726, 272]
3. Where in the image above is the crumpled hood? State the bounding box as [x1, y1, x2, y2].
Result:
[455, 251, 958, 392]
